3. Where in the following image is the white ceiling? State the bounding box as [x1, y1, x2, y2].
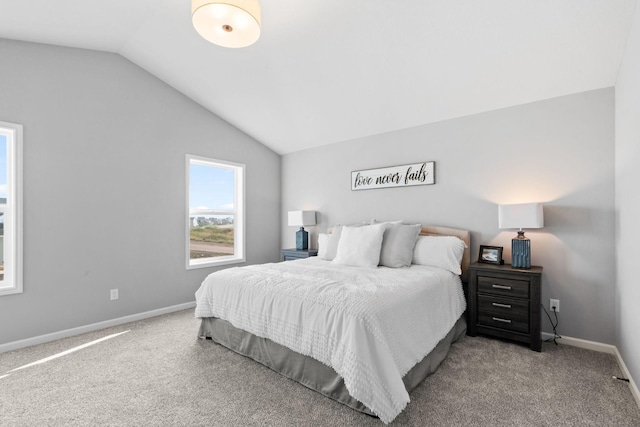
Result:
[0, 0, 636, 154]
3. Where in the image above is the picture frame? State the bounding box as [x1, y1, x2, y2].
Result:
[351, 161, 435, 191]
[478, 245, 504, 265]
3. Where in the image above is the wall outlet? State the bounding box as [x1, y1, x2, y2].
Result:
[110, 289, 119, 301]
[550, 299, 560, 313]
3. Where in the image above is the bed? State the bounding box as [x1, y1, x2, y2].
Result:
[195, 223, 470, 424]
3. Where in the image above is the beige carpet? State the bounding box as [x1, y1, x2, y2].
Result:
[1, 309, 639, 426]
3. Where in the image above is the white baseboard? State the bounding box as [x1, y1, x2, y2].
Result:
[542, 332, 640, 409]
[0, 301, 196, 354]
[614, 347, 640, 409]
[541, 332, 616, 354]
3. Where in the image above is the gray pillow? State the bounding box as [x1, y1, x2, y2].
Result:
[379, 223, 421, 267]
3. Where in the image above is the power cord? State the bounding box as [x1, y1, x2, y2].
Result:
[541, 303, 562, 345]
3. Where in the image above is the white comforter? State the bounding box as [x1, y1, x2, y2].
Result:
[194, 258, 466, 423]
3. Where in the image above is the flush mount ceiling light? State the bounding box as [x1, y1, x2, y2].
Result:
[192, 0, 261, 48]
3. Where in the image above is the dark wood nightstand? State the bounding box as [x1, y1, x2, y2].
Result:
[280, 248, 318, 261]
[467, 262, 543, 352]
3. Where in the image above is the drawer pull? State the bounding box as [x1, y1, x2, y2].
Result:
[492, 302, 512, 309]
[492, 284, 512, 290]
[492, 317, 512, 324]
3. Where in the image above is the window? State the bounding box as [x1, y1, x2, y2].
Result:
[0, 121, 23, 296]
[186, 155, 245, 269]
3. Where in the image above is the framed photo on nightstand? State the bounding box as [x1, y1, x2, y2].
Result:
[478, 245, 504, 265]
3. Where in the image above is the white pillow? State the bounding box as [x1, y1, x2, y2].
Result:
[317, 233, 331, 259]
[319, 226, 343, 260]
[332, 224, 386, 268]
[320, 222, 368, 260]
[412, 235, 466, 275]
[379, 223, 421, 267]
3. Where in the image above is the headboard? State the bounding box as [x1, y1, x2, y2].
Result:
[326, 224, 471, 281]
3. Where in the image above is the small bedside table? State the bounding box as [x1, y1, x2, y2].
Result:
[281, 248, 318, 261]
[467, 262, 543, 352]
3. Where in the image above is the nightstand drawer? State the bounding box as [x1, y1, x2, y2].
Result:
[477, 312, 529, 333]
[477, 295, 529, 324]
[478, 275, 529, 299]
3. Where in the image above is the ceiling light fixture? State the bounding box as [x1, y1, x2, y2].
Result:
[192, 0, 261, 48]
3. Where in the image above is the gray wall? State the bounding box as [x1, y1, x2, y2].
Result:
[0, 39, 281, 345]
[282, 88, 615, 344]
[615, 3, 640, 390]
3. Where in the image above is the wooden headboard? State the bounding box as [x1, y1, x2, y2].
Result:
[326, 224, 471, 281]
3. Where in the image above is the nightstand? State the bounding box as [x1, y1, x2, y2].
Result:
[467, 262, 543, 352]
[280, 248, 318, 261]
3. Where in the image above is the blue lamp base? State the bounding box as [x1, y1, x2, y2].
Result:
[511, 231, 531, 269]
[296, 227, 309, 250]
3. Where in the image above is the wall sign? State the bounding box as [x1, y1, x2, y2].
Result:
[351, 161, 435, 191]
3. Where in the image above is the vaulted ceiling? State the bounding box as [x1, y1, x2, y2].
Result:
[0, 0, 636, 154]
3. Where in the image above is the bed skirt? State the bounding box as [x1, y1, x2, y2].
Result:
[198, 315, 467, 416]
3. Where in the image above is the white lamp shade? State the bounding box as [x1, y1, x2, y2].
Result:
[288, 211, 316, 227]
[192, 0, 261, 48]
[498, 203, 544, 229]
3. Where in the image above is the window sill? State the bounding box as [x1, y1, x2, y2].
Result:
[187, 256, 245, 270]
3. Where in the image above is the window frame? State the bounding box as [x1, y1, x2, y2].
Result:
[186, 154, 245, 269]
[0, 121, 24, 296]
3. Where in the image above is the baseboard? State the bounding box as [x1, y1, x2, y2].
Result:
[542, 332, 640, 409]
[614, 347, 640, 409]
[0, 301, 196, 354]
[541, 332, 616, 354]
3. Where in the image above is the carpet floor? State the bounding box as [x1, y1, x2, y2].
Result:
[1, 309, 638, 426]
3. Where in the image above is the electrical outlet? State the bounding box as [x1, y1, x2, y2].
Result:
[550, 299, 559, 313]
[110, 289, 119, 301]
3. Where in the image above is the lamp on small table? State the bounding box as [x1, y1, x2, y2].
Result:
[287, 211, 316, 250]
[498, 203, 544, 269]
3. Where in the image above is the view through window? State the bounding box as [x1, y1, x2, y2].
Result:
[0, 134, 6, 282]
[187, 155, 244, 268]
[0, 121, 22, 296]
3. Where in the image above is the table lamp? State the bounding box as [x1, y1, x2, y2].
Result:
[288, 211, 316, 250]
[498, 203, 544, 269]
